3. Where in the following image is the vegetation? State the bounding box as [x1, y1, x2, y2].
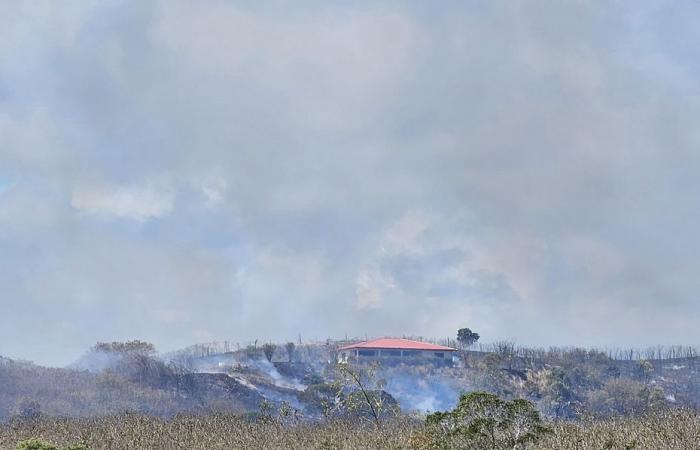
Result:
[336, 363, 399, 427]
[456, 328, 480, 348]
[92, 341, 155, 356]
[15, 438, 88, 450]
[263, 343, 277, 363]
[0, 353, 257, 420]
[3, 339, 699, 421]
[286, 342, 296, 363]
[414, 392, 549, 449]
[2, 408, 700, 449]
[3, 338, 700, 448]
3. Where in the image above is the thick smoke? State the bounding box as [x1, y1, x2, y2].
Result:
[3, 1, 700, 367]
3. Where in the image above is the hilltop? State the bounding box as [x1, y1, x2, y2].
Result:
[1, 339, 700, 423]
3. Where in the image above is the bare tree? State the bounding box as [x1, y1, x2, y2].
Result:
[335, 362, 393, 429]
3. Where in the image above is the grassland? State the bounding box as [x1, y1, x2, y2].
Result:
[2, 409, 700, 450]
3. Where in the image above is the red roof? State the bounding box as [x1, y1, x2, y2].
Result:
[338, 338, 456, 352]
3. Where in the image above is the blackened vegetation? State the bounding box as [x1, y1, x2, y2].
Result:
[0, 357, 256, 420]
[3, 340, 700, 425]
[0, 341, 399, 423]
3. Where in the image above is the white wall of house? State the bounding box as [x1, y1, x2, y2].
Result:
[339, 348, 453, 362]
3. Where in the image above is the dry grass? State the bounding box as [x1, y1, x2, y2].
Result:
[539, 409, 700, 450]
[2, 410, 700, 449]
[0, 415, 419, 450]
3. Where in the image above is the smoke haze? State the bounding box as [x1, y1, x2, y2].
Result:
[2, 1, 700, 365]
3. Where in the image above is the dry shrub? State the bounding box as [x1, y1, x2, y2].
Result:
[1, 410, 700, 449]
[539, 409, 700, 450]
[0, 414, 419, 450]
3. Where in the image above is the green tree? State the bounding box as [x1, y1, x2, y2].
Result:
[422, 392, 549, 449]
[457, 328, 480, 348]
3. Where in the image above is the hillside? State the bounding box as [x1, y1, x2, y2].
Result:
[2, 340, 700, 423]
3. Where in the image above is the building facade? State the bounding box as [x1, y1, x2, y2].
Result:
[337, 338, 456, 365]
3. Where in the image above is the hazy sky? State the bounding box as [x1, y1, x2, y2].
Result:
[2, 1, 700, 366]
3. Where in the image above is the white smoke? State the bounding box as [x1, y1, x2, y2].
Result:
[383, 370, 460, 413]
[248, 358, 306, 391]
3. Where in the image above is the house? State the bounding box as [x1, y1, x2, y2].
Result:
[337, 338, 456, 365]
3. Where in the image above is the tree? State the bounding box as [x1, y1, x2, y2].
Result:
[244, 344, 262, 360]
[262, 343, 276, 363]
[457, 328, 480, 348]
[586, 378, 666, 417]
[634, 359, 654, 382]
[299, 381, 343, 418]
[420, 392, 549, 449]
[525, 367, 579, 418]
[285, 342, 296, 362]
[335, 362, 398, 428]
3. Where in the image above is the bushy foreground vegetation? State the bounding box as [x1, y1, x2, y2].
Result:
[2, 406, 700, 449]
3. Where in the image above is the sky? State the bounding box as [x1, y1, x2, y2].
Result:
[2, 1, 700, 367]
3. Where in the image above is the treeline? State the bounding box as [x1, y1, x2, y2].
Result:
[470, 342, 699, 362]
[167, 340, 330, 367]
